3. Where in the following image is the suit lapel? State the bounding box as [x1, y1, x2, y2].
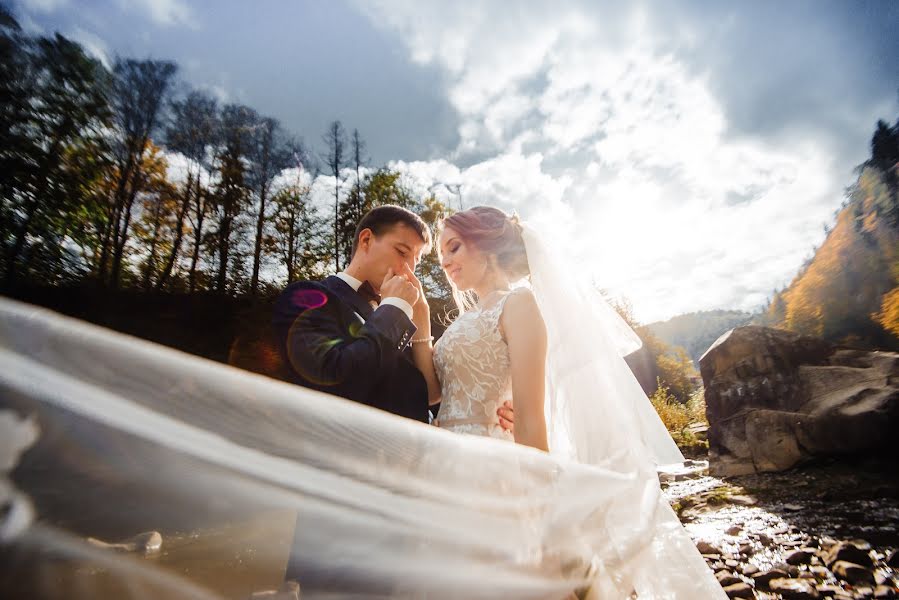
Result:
[324, 275, 374, 321]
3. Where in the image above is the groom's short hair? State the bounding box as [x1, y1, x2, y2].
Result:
[352, 205, 432, 257]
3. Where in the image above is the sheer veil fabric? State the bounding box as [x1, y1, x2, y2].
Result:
[0, 270, 723, 599]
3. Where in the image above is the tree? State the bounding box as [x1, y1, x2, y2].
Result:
[268, 180, 328, 284]
[208, 104, 254, 294]
[100, 58, 177, 288]
[247, 116, 292, 294]
[131, 142, 178, 289]
[321, 120, 346, 271]
[159, 89, 218, 291]
[1, 28, 113, 284]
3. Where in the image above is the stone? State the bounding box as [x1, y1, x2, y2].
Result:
[809, 565, 830, 578]
[786, 550, 816, 565]
[697, 541, 724, 555]
[248, 581, 301, 600]
[739, 543, 754, 556]
[740, 564, 760, 576]
[723, 582, 755, 599]
[757, 533, 774, 547]
[874, 585, 898, 599]
[831, 561, 875, 585]
[86, 530, 163, 554]
[726, 525, 744, 536]
[716, 571, 743, 587]
[754, 569, 791, 590]
[887, 549, 899, 568]
[768, 577, 820, 600]
[700, 327, 899, 474]
[822, 542, 874, 569]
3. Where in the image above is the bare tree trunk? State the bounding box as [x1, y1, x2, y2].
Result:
[156, 170, 194, 290]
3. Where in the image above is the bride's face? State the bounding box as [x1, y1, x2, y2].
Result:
[439, 226, 488, 292]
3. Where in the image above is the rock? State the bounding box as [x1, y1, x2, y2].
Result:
[816, 583, 844, 595]
[886, 549, 899, 568]
[723, 582, 754, 599]
[754, 568, 791, 590]
[809, 565, 830, 578]
[768, 577, 820, 600]
[783, 503, 805, 512]
[716, 571, 743, 587]
[697, 541, 724, 555]
[740, 564, 760, 576]
[86, 530, 163, 554]
[700, 327, 899, 474]
[739, 543, 754, 556]
[726, 525, 743, 536]
[821, 541, 874, 569]
[248, 580, 301, 600]
[831, 561, 875, 585]
[874, 585, 898, 599]
[757, 533, 774, 547]
[786, 550, 815, 565]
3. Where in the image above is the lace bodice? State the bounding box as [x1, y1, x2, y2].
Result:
[433, 289, 522, 441]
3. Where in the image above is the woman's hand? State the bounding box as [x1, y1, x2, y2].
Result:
[402, 263, 431, 332]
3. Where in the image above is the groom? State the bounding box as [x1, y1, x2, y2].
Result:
[272, 204, 514, 424]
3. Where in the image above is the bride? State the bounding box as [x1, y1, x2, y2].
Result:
[407, 205, 726, 598]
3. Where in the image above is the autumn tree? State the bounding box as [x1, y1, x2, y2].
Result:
[100, 58, 177, 288]
[160, 90, 218, 291]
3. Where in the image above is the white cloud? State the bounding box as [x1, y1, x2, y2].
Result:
[355, 1, 854, 323]
[122, 0, 195, 28]
[19, 0, 69, 13]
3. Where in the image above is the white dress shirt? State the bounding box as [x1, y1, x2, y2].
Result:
[335, 272, 414, 321]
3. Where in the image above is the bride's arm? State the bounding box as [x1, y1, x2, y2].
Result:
[501, 289, 549, 451]
[404, 264, 442, 406]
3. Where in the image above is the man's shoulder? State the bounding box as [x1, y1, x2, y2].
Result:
[274, 278, 341, 313]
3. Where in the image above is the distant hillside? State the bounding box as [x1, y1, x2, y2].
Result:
[646, 310, 753, 365]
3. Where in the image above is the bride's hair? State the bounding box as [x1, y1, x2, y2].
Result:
[438, 206, 530, 314]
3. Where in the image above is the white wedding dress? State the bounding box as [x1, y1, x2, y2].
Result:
[434, 288, 520, 441]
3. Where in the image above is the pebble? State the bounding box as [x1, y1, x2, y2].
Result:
[726, 525, 743, 536]
[874, 585, 898, 599]
[754, 568, 791, 590]
[823, 542, 875, 569]
[697, 541, 724, 555]
[768, 577, 820, 600]
[831, 560, 875, 585]
[786, 549, 816, 565]
[723, 582, 754, 599]
[716, 571, 742, 587]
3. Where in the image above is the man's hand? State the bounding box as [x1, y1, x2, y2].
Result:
[380, 267, 419, 307]
[497, 400, 514, 432]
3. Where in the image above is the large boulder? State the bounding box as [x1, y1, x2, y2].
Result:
[699, 326, 899, 475]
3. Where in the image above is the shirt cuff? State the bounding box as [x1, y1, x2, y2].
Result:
[379, 297, 414, 321]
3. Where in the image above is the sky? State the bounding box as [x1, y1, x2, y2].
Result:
[12, 0, 899, 323]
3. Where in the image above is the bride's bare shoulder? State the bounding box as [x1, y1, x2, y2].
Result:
[499, 287, 545, 335]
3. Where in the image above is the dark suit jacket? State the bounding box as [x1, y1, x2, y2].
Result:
[272, 275, 429, 423]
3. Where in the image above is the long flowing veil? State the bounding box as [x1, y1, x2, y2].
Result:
[0, 295, 724, 599]
[520, 223, 685, 468]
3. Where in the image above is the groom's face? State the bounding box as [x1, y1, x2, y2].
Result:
[358, 223, 427, 290]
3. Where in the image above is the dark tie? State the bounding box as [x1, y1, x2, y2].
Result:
[358, 280, 381, 306]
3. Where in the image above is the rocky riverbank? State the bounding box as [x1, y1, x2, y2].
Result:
[663, 458, 899, 599]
